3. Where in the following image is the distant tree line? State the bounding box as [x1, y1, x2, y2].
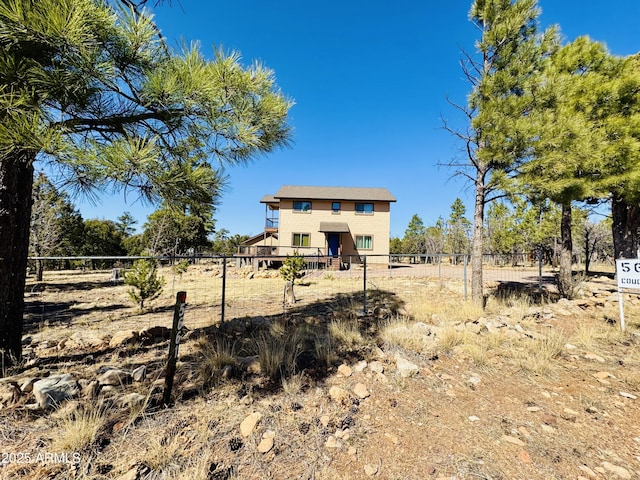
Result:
[29, 172, 249, 276]
[392, 197, 613, 273]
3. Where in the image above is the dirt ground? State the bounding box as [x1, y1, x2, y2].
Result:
[1, 265, 639, 480]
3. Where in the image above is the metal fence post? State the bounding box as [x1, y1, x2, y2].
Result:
[363, 255, 367, 315]
[221, 256, 226, 324]
[463, 254, 468, 301]
[538, 248, 543, 294]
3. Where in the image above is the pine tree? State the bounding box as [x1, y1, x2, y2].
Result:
[445, 0, 555, 303]
[0, 0, 292, 367]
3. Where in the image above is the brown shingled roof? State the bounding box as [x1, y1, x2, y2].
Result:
[273, 185, 396, 202]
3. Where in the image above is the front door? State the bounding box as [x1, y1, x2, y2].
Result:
[327, 233, 340, 257]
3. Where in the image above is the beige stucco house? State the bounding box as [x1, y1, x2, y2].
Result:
[239, 185, 396, 267]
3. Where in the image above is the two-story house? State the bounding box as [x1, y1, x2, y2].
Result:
[239, 185, 396, 267]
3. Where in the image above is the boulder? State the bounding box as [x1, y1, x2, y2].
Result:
[395, 355, 419, 378]
[33, 374, 79, 409]
[132, 366, 147, 382]
[109, 331, 138, 349]
[98, 368, 132, 386]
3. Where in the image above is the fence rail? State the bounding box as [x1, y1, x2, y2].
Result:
[23, 253, 577, 335]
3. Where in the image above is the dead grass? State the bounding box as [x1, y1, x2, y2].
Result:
[5, 267, 640, 480]
[516, 327, 568, 376]
[51, 402, 108, 453]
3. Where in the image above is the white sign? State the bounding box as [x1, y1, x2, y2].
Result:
[616, 259, 640, 290]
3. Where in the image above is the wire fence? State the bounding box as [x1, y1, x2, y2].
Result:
[23, 253, 577, 337]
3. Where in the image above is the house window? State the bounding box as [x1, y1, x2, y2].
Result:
[355, 203, 374, 214]
[332, 202, 341, 213]
[356, 235, 373, 249]
[292, 233, 310, 247]
[293, 201, 311, 212]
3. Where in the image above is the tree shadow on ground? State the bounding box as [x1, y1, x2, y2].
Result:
[23, 301, 128, 334]
[490, 280, 559, 305]
[26, 279, 122, 293]
[181, 288, 406, 401]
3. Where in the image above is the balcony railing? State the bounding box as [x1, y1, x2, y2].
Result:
[237, 245, 279, 256]
[265, 218, 278, 229]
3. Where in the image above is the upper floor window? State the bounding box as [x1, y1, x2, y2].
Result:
[293, 201, 311, 212]
[355, 203, 374, 214]
[332, 202, 341, 213]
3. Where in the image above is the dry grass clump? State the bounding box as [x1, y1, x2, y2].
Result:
[142, 435, 182, 474]
[51, 402, 108, 452]
[516, 328, 568, 376]
[379, 317, 435, 355]
[460, 340, 491, 368]
[197, 336, 238, 386]
[281, 372, 305, 395]
[314, 333, 338, 367]
[436, 326, 468, 354]
[328, 319, 364, 348]
[402, 287, 484, 324]
[255, 323, 314, 381]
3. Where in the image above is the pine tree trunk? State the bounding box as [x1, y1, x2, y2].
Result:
[471, 168, 487, 305]
[0, 152, 35, 372]
[557, 202, 573, 298]
[611, 193, 640, 259]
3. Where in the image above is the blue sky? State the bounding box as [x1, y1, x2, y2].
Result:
[73, 0, 640, 238]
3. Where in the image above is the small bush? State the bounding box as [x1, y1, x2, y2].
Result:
[173, 259, 189, 276]
[125, 259, 165, 310]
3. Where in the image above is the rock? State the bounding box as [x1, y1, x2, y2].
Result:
[353, 383, 370, 399]
[109, 330, 138, 349]
[81, 380, 100, 400]
[369, 361, 384, 374]
[0, 380, 22, 408]
[239, 356, 261, 374]
[468, 415, 480, 422]
[395, 355, 419, 378]
[468, 376, 481, 387]
[325, 435, 341, 449]
[584, 352, 605, 363]
[240, 412, 263, 437]
[329, 386, 350, 404]
[338, 364, 353, 377]
[465, 322, 482, 334]
[619, 391, 637, 400]
[33, 374, 80, 410]
[19, 377, 38, 394]
[353, 360, 368, 372]
[541, 414, 557, 426]
[364, 464, 379, 476]
[139, 326, 170, 343]
[117, 393, 146, 408]
[132, 366, 147, 382]
[578, 465, 598, 478]
[518, 449, 532, 464]
[502, 435, 525, 446]
[257, 436, 274, 454]
[98, 368, 132, 386]
[601, 462, 631, 479]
